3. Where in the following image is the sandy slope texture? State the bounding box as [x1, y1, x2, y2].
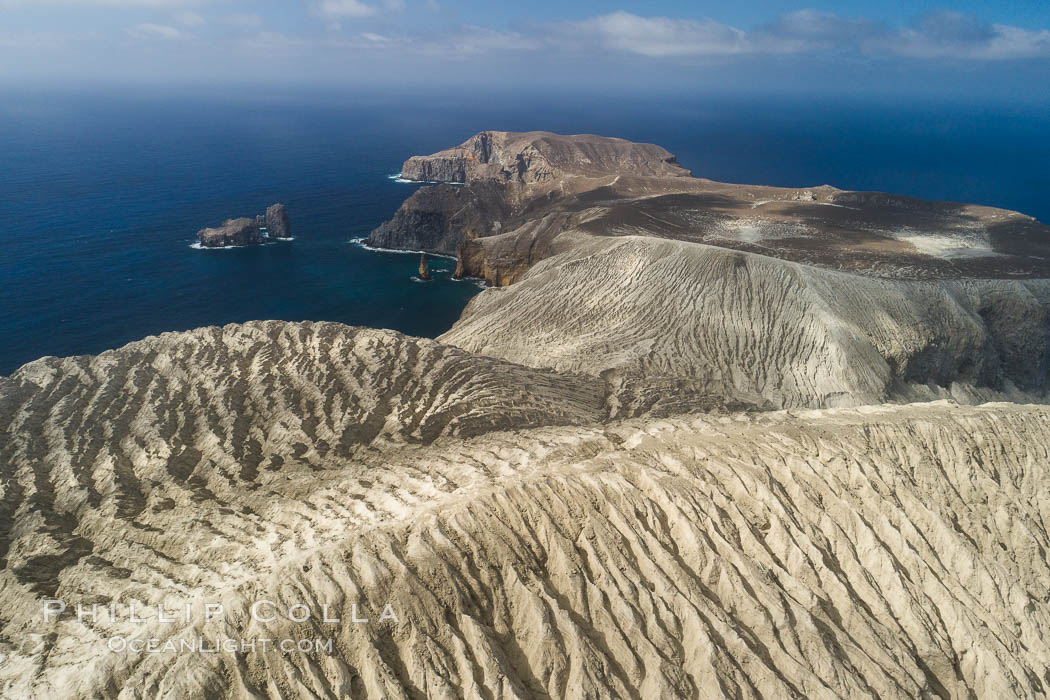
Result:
[0, 321, 608, 602]
[0, 324, 1049, 698]
[443, 235, 1050, 410]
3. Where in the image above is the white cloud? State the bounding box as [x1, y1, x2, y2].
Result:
[980, 24, 1050, 59]
[312, 0, 411, 21]
[126, 22, 183, 40]
[568, 12, 752, 58]
[315, 0, 376, 19]
[232, 30, 392, 52]
[560, 10, 871, 57]
[758, 9, 881, 50]
[0, 30, 67, 48]
[873, 12, 1050, 60]
[227, 25, 539, 60]
[223, 10, 1050, 65]
[360, 32, 392, 44]
[244, 31, 306, 48]
[557, 10, 1050, 62]
[421, 26, 540, 57]
[8, 5, 1045, 73]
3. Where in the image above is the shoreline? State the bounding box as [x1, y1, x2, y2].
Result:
[350, 237, 458, 261]
[388, 173, 464, 186]
[190, 236, 296, 250]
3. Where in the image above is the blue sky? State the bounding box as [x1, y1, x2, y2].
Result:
[2, 1, 1049, 95]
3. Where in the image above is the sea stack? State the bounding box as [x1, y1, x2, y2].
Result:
[418, 253, 431, 280]
[265, 203, 291, 239]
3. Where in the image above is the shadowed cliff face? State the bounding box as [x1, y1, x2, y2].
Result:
[1, 327, 1049, 698]
[367, 181, 512, 255]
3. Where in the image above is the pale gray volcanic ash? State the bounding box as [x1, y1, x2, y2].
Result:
[442, 235, 1050, 410]
[1, 325, 1049, 698]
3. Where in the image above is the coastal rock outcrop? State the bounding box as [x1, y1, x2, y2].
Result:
[196, 203, 291, 248]
[369, 131, 690, 255]
[265, 202, 291, 239]
[195, 217, 262, 248]
[417, 253, 431, 280]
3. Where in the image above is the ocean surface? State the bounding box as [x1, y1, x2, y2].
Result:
[2, 87, 1049, 375]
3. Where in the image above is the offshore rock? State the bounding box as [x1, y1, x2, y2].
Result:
[195, 217, 262, 248]
[193, 202, 289, 248]
[265, 203, 291, 239]
[196, 203, 291, 248]
[418, 253, 431, 280]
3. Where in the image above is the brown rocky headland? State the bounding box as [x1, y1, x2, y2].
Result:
[372, 130, 1050, 282]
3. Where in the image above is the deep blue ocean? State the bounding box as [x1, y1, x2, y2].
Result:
[2, 87, 1049, 375]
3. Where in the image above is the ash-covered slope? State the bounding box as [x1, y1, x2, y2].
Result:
[443, 235, 1050, 409]
[1, 327, 1048, 698]
[0, 321, 605, 472]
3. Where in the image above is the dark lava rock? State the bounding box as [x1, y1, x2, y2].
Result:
[266, 204, 291, 239]
[196, 204, 292, 248]
[367, 181, 510, 256]
[197, 218, 262, 248]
